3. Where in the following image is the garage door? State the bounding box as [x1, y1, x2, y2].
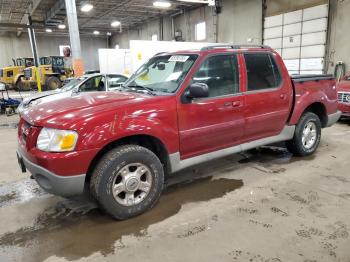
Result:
[263, 4, 328, 75]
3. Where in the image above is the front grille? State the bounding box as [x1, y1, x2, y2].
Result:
[338, 92, 350, 104]
[24, 69, 32, 78]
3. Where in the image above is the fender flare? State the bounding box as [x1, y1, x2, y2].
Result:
[14, 74, 24, 84]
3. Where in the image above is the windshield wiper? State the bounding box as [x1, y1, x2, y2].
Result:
[123, 84, 156, 95]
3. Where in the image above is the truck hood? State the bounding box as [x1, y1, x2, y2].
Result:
[22, 91, 151, 128]
[22, 90, 62, 105]
[337, 80, 350, 92]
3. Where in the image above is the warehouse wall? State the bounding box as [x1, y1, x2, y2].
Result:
[217, 0, 262, 44]
[327, 0, 350, 74]
[265, 0, 328, 16]
[0, 33, 107, 70]
[111, 0, 263, 48]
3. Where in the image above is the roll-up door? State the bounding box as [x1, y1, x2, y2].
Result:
[263, 4, 328, 75]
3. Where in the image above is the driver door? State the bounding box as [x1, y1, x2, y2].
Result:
[177, 54, 245, 159]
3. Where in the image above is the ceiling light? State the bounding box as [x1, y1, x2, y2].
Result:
[177, 0, 215, 5]
[153, 1, 171, 8]
[58, 24, 66, 29]
[106, 32, 112, 36]
[46, 28, 52, 33]
[81, 3, 93, 12]
[177, 0, 208, 3]
[93, 30, 100, 35]
[111, 21, 121, 27]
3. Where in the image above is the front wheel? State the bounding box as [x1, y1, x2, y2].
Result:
[16, 80, 30, 91]
[90, 145, 164, 220]
[286, 112, 321, 156]
[46, 76, 62, 90]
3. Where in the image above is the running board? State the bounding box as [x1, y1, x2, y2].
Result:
[169, 125, 295, 173]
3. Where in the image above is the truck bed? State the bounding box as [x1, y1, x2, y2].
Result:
[291, 74, 334, 83]
[289, 74, 338, 126]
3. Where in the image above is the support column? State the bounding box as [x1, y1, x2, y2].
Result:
[27, 15, 42, 92]
[65, 0, 84, 76]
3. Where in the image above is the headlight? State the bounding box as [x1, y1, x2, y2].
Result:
[37, 128, 78, 152]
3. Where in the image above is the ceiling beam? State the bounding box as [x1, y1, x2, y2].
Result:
[17, 0, 43, 37]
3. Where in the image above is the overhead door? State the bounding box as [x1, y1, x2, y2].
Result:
[263, 4, 328, 75]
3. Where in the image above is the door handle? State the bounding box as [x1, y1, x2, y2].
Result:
[232, 101, 242, 107]
[280, 94, 287, 100]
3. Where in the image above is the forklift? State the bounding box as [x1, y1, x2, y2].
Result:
[0, 58, 34, 89]
[20, 56, 74, 91]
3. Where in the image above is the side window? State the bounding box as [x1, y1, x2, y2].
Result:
[244, 53, 281, 91]
[79, 76, 106, 92]
[192, 55, 239, 98]
[108, 75, 128, 89]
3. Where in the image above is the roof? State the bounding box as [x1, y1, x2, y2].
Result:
[155, 45, 275, 56]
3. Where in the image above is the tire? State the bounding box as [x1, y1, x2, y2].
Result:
[286, 112, 321, 156]
[90, 145, 164, 220]
[46, 76, 62, 90]
[16, 80, 30, 91]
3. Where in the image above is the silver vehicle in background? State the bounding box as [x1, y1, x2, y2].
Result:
[17, 73, 128, 115]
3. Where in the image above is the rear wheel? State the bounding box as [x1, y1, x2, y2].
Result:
[46, 76, 61, 90]
[286, 112, 321, 156]
[90, 145, 164, 220]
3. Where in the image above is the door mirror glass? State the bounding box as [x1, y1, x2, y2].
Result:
[187, 82, 209, 98]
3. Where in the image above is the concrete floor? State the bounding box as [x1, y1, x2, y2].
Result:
[0, 114, 350, 262]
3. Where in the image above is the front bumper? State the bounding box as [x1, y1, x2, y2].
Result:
[338, 103, 350, 118]
[16, 150, 86, 197]
[327, 110, 342, 127]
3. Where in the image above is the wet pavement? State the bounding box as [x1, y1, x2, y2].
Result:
[1, 117, 350, 262]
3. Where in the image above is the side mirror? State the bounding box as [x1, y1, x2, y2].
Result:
[187, 82, 209, 99]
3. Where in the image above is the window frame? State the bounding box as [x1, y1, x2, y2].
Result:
[151, 34, 158, 41]
[195, 21, 206, 41]
[182, 52, 242, 102]
[243, 52, 283, 94]
[79, 75, 104, 92]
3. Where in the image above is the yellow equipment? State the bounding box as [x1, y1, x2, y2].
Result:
[0, 58, 34, 89]
[21, 56, 74, 91]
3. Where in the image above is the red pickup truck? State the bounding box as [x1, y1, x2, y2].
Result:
[337, 72, 350, 117]
[17, 45, 340, 219]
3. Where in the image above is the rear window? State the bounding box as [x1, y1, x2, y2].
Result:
[244, 53, 281, 91]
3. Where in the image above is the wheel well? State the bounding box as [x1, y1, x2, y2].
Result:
[304, 103, 327, 127]
[85, 135, 170, 182]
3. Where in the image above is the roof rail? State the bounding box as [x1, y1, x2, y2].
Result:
[200, 44, 271, 51]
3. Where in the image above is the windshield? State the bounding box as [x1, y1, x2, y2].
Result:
[124, 54, 198, 94]
[52, 57, 64, 67]
[61, 76, 88, 91]
[40, 57, 51, 65]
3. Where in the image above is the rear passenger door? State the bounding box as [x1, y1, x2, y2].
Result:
[243, 52, 292, 142]
[177, 54, 245, 159]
